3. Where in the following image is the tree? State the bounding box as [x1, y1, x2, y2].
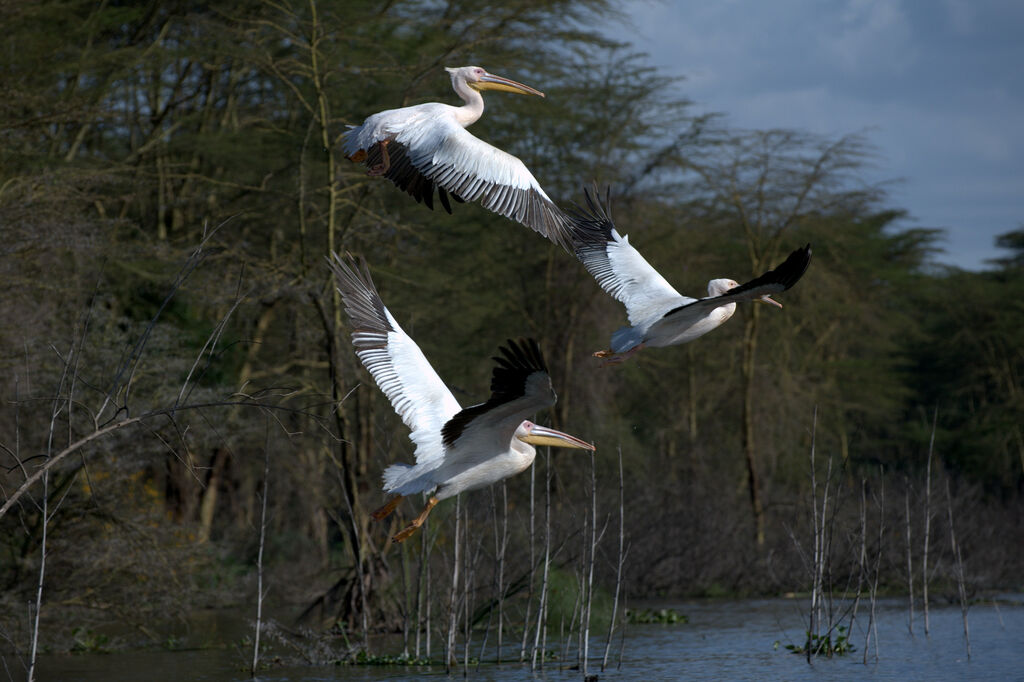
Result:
[671, 128, 887, 545]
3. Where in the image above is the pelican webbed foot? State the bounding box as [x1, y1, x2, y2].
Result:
[371, 495, 403, 521]
[391, 495, 439, 543]
[593, 344, 645, 366]
[367, 139, 391, 176]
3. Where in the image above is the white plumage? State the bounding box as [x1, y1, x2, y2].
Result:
[343, 66, 572, 250]
[330, 253, 594, 542]
[566, 186, 812, 362]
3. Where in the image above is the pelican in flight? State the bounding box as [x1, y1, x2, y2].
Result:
[329, 254, 594, 543]
[342, 66, 572, 249]
[566, 186, 812, 362]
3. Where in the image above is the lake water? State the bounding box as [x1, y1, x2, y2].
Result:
[33, 596, 1022, 681]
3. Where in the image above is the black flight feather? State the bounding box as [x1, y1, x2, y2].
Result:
[662, 244, 812, 318]
[328, 253, 394, 342]
[440, 338, 549, 449]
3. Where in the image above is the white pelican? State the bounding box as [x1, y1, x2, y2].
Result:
[342, 66, 572, 250]
[329, 254, 595, 543]
[566, 186, 812, 362]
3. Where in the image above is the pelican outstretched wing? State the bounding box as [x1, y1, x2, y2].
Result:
[440, 338, 555, 466]
[330, 253, 461, 467]
[565, 185, 688, 326]
[661, 244, 813, 324]
[348, 109, 571, 250]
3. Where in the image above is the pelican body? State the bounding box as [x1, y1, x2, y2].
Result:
[343, 66, 572, 250]
[566, 186, 812, 362]
[330, 254, 594, 542]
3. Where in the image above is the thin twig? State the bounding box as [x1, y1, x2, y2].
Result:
[946, 479, 971, 659]
[602, 446, 626, 671]
[251, 417, 271, 676]
[446, 495, 462, 673]
[530, 450, 552, 670]
[520, 464, 536, 662]
[338, 464, 369, 653]
[904, 478, 914, 636]
[582, 450, 597, 677]
[923, 407, 937, 636]
[28, 340, 74, 681]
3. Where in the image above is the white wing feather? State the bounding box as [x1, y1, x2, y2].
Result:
[331, 255, 461, 468]
[567, 188, 689, 328]
[599, 229, 690, 327]
[351, 313, 461, 468]
[345, 104, 569, 248]
[400, 114, 550, 197]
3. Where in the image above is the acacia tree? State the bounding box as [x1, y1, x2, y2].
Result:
[1, 0, 636, 634]
[669, 129, 886, 545]
[913, 228, 1024, 495]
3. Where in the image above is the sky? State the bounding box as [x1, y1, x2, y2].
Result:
[611, 0, 1024, 270]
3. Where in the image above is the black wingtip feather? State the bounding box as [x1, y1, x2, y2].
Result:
[440, 337, 551, 449]
[563, 183, 616, 252]
[660, 244, 812, 319]
[366, 141, 452, 213]
[327, 252, 394, 336]
[490, 338, 548, 396]
[731, 243, 813, 297]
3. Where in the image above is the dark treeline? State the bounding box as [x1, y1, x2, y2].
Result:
[1, 0, 1022, 662]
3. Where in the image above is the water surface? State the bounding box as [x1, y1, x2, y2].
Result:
[34, 596, 1020, 681]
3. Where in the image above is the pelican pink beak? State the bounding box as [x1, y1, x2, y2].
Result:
[756, 295, 784, 308]
[473, 71, 545, 97]
[520, 424, 594, 450]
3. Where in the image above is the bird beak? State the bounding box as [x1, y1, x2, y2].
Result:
[756, 295, 784, 308]
[473, 72, 545, 97]
[520, 425, 595, 450]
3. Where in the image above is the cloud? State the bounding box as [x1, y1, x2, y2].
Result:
[827, 0, 917, 74]
[613, 0, 1024, 269]
[942, 0, 976, 34]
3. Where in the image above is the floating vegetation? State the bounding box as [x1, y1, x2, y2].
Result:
[784, 625, 855, 657]
[69, 627, 111, 654]
[626, 608, 688, 625]
[348, 651, 441, 666]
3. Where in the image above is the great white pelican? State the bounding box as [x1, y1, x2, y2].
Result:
[329, 254, 594, 542]
[343, 66, 572, 250]
[566, 186, 812, 363]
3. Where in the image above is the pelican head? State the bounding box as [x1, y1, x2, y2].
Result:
[445, 66, 545, 97]
[516, 420, 594, 450]
[708, 278, 738, 296]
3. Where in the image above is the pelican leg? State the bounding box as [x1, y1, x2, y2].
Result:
[392, 496, 439, 544]
[367, 140, 391, 176]
[371, 494, 403, 521]
[346, 149, 367, 163]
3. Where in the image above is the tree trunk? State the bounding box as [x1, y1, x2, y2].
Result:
[198, 448, 226, 543]
[741, 307, 765, 546]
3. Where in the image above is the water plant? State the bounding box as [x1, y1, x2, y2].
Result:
[349, 651, 440, 666]
[69, 627, 111, 654]
[784, 625, 855, 657]
[625, 608, 687, 625]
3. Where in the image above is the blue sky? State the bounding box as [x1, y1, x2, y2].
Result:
[613, 0, 1024, 269]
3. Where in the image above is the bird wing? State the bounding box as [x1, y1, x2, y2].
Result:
[439, 338, 555, 469]
[361, 109, 571, 250]
[329, 254, 461, 467]
[566, 185, 690, 327]
[660, 244, 813, 323]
